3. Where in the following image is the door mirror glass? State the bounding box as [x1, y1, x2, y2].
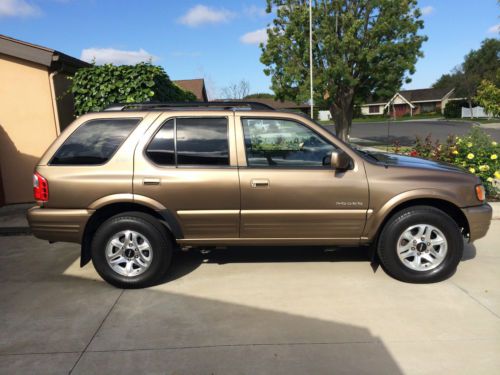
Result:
[330, 150, 352, 170]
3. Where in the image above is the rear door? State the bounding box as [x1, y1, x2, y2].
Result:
[133, 112, 240, 239]
[235, 115, 369, 243]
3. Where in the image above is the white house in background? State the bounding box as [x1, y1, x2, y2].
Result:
[360, 87, 457, 117]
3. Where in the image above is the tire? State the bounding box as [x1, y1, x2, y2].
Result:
[91, 212, 173, 289]
[377, 205, 463, 283]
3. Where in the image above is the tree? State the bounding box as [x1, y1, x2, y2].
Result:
[434, 38, 500, 116]
[220, 80, 251, 99]
[245, 93, 275, 99]
[260, 0, 426, 141]
[476, 80, 500, 118]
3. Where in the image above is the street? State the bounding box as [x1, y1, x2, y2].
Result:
[1, 221, 499, 374]
[324, 120, 500, 146]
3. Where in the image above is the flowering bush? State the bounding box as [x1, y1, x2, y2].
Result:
[395, 127, 499, 197]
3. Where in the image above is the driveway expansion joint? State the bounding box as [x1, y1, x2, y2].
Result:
[451, 281, 500, 320]
[68, 289, 124, 374]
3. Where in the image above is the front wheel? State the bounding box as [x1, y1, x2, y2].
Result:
[377, 206, 463, 283]
[91, 212, 173, 288]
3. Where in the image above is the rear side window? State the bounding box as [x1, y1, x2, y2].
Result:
[146, 117, 229, 166]
[50, 118, 140, 165]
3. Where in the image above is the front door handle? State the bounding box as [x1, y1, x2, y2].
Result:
[143, 178, 160, 186]
[251, 179, 270, 188]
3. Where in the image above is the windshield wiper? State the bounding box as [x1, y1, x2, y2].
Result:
[355, 148, 380, 162]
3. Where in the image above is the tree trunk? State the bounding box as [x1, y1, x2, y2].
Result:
[330, 91, 354, 142]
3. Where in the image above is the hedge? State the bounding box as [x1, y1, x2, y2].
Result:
[70, 63, 196, 115]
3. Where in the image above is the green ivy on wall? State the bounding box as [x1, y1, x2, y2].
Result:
[70, 63, 197, 115]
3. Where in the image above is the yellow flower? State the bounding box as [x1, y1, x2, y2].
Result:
[452, 150, 459, 155]
[495, 171, 500, 179]
[469, 167, 476, 173]
[467, 153, 474, 160]
[491, 154, 498, 160]
[493, 141, 498, 146]
[487, 177, 494, 182]
[467, 142, 473, 148]
[479, 165, 490, 172]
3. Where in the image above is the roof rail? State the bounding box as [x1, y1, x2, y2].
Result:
[103, 101, 276, 112]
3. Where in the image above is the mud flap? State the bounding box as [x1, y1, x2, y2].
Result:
[368, 243, 380, 273]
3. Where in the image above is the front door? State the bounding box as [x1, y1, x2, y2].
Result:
[236, 116, 369, 243]
[133, 113, 240, 239]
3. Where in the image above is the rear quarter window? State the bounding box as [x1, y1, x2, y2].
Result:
[50, 118, 140, 165]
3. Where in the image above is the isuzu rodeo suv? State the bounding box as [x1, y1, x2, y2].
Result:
[28, 102, 492, 288]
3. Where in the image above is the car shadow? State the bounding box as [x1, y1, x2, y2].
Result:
[160, 246, 372, 284]
[161, 242, 476, 284]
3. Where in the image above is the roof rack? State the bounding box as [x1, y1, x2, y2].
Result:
[103, 101, 276, 112]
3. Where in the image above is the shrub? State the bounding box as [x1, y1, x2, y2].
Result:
[70, 63, 196, 115]
[395, 127, 499, 197]
[443, 100, 467, 118]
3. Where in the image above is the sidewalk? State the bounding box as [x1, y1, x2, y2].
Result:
[1, 201, 499, 236]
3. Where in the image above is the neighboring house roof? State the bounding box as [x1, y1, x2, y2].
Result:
[363, 87, 455, 106]
[249, 98, 309, 110]
[398, 87, 455, 103]
[173, 79, 208, 101]
[0, 34, 90, 73]
[384, 92, 416, 109]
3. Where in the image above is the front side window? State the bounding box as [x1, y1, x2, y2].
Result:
[242, 118, 336, 167]
[50, 118, 140, 165]
[146, 117, 229, 166]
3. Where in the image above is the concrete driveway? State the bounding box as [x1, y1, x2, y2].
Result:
[1, 223, 499, 374]
[325, 120, 500, 146]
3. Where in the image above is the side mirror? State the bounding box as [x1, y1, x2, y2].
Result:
[330, 150, 352, 170]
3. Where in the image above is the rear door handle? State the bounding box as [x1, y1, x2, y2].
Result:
[143, 178, 160, 186]
[251, 179, 270, 188]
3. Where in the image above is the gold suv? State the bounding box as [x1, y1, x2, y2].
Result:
[28, 102, 492, 288]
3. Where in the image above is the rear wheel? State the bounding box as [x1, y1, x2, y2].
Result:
[377, 206, 463, 283]
[91, 212, 172, 288]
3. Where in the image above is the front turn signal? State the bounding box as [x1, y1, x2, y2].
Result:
[475, 184, 485, 202]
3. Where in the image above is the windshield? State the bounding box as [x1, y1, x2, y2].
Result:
[307, 117, 381, 162]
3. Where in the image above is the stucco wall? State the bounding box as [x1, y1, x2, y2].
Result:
[53, 73, 76, 132]
[361, 104, 384, 115]
[0, 53, 58, 204]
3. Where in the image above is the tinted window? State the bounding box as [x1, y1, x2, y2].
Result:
[146, 117, 229, 166]
[145, 119, 175, 165]
[51, 118, 139, 165]
[176, 118, 229, 166]
[242, 118, 336, 167]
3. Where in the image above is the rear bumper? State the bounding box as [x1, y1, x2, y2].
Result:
[462, 203, 492, 242]
[27, 206, 93, 244]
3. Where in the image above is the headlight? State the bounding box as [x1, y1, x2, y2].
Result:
[475, 184, 485, 202]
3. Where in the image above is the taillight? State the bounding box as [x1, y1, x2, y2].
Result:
[33, 172, 49, 201]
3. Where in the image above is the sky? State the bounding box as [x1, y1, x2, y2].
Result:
[1, 0, 499, 99]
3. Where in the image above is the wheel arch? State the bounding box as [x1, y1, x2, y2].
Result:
[370, 198, 470, 245]
[80, 202, 181, 267]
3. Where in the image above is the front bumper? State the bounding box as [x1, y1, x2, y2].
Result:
[27, 206, 93, 244]
[462, 203, 492, 242]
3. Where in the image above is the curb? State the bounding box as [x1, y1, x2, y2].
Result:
[491, 202, 500, 220]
